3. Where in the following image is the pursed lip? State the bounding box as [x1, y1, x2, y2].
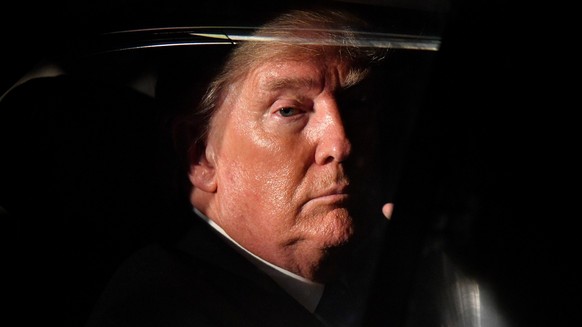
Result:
[309, 184, 351, 203]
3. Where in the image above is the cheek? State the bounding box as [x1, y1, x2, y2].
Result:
[250, 156, 299, 207]
[215, 110, 316, 221]
[218, 140, 302, 214]
[216, 152, 306, 241]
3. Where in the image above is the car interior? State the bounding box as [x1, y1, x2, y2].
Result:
[2, 1, 577, 326]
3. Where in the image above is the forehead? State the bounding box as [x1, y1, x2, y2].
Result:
[253, 59, 326, 90]
[245, 52, 363, 93]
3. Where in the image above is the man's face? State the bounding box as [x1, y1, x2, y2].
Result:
[192, 55, 381, 278]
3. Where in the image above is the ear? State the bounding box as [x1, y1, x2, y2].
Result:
[188, 144, 218, 193]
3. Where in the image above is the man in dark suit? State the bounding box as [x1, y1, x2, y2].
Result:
[86, 8, 393, 327]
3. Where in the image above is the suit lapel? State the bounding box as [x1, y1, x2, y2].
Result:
[173, 215, 326, 327]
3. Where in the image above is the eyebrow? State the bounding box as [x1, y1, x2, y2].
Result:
[341, 69, 369, 89]
[261, 69, 368, 94]
[263, 77, 319, 92]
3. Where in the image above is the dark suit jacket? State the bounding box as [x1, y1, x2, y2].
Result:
[85, 215, 327, 327]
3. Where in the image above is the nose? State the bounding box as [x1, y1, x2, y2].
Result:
[314, 101, 352, 165]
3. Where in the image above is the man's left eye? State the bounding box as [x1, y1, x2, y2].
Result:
[278, 107, 299, 117]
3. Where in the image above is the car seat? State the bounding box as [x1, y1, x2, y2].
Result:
[0, 74, 191, 327]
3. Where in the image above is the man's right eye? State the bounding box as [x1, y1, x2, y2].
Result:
[278, 107, 299, 117]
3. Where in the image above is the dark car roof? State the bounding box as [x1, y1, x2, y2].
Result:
[2, 0, 448, 96]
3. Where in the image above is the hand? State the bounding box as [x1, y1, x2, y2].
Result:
[382, 203, 394, 220]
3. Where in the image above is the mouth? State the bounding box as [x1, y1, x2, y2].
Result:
[309, 185, 351, 205]
[311, 193, 349, 204]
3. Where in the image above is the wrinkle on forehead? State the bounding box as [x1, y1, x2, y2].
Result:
[263, 75, 320, 93]
[251, 60, 324, 94]
[251, 56, 368, 96]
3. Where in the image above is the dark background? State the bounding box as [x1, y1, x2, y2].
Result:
[0, 0, 448, 97]
[369, 1, 579, 326]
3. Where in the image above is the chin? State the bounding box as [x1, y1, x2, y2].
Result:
[319, 208, 355, 248]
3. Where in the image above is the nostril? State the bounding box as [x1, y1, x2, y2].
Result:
[321, 156, 335, 165]
[315, 139, 352, 165]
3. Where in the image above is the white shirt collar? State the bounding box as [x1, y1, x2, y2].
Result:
[194, 208, 325, 313]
